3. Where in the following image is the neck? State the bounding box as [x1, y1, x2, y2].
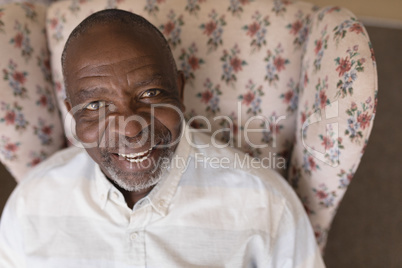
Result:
[112, 181, 154, 209]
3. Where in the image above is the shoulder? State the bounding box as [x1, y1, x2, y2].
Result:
[7, 146, 95, 213]
[185, 130, 304, 216]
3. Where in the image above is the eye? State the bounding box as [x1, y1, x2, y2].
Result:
[141, 89, 161, 98]
[84, 101, 106, 111]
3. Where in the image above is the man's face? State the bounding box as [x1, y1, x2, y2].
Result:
[64, 23, 185, 192]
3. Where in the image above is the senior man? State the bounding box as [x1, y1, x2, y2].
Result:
[0, 9, 324, 267]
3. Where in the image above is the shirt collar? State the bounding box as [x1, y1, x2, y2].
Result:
[146, 123, 192, 216]
[93, 122, 193, 214]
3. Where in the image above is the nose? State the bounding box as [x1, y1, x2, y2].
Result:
[107, 104, 152, 141]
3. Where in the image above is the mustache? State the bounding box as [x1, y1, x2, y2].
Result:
[99, 125, 172, 150]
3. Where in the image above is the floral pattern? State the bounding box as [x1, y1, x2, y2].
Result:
[3, 60, 28, 98]
[280, 78, 299, 113]
[338, 167, 354, 189]
[19, 3, 38, 21]
[302, 149, 320, 175]
[0, 3, 66, 182]
[37, 49, 52, 82]
[261, 112, 284, 146]
[286, 10, 311, 48]
[242, 11, 270, 52]
[36, 85, 55, 113]
[345, 97, 373, 143]
[220, 44, 247, 85]
[196, 78, 222, 115]
[33, 118, 54, 145]
[27, 150, 48, 167]
[0, 136, 20, 161]
[335, 45, 365, 98]
[264, 43, 290, 86]
[313, 25, 329, 71]
[317, 6, 340, 23]
[48, 11, 66, 42]
[159, 10, 184, 49]
[185, 0, 206, 16]
[312, 183, 336, 208]
[0, 8, 5, 33]
[178, 43, 205, 83]
[319, 125, 344, 166]
[271, 0, 291, 16]
[10, 21, 33, 61]
[313, 76, 330, 112]
[333, 17, 366, 45]
[218, 111, 239, 145]
[0, 101, 29, 131]
[199, 10, 226, 52]
[238, 80, 264, 116]
[227, 0, 254, 17]
[144, 0, 166, 16]
[68, 0, 85, 14]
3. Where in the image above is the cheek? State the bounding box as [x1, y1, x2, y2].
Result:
[75, 119, 102, 144]
[153, 106, 183, 138]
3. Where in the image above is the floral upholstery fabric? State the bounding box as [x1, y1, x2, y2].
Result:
[0, 2, 65, 181]
[0, 0, 377, 252]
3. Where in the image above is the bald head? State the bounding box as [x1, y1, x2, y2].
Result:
[61, 9, 177, 94]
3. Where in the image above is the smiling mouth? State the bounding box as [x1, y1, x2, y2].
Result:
[117, 146, 156, 163]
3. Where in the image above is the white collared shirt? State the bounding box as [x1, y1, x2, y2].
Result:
[0, 126, 324, 267]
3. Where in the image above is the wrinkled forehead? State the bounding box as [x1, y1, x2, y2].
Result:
[63, 23, 176, 97]
[66, 23, 169, 67]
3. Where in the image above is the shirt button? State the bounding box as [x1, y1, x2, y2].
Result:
[130, 232, 138, 241]
[158, 200, 166, 207]
[113, 192, 119, 199]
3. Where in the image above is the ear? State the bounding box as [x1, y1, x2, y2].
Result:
[64, 98, 72, 113]
[176, 70, 186, 111]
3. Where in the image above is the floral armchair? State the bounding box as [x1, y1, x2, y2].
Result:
[0, 0, 377, 252]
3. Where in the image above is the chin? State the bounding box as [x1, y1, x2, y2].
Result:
[101, 147, 174, 192]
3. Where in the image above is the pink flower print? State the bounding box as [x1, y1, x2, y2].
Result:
[357, 112, 370, 129]
[5, 143, 18, 152]
[308, 155, 317, 171]
[319, 91, 328, 109]
[13, 71, 26, 85]
[188, 55, 200, 70]
[314, 39, 322, 55]
[336, 56, 351, 76]
[290, 20, 302, 35]
[50, 18, 58, 29]
[247, 22, 260, 37]
[203, 20, 217, 36]
[4, 111, 16, 125]
[315, 190, 328, 199]
[14, 33, 23, 48]
[39, 95, 48, 107]
[349, 23, 364, 34]
[242, 91, 255, 106]
[201, 90, 213, 103]
[163, 21, 175, 35]
[301, 112, 306, 125]
[274, 56, 286, 72]
[283, 91, 294, 104]
[321, 136, 334, 150]
[230, 56, 243, 72]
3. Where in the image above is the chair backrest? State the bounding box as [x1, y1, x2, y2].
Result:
[0, 2, 65, 180]
[0, 0, 377, 252]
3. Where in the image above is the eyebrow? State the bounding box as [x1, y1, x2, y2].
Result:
[130, 74, 165, 88]
[75, 87, 112, 100]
